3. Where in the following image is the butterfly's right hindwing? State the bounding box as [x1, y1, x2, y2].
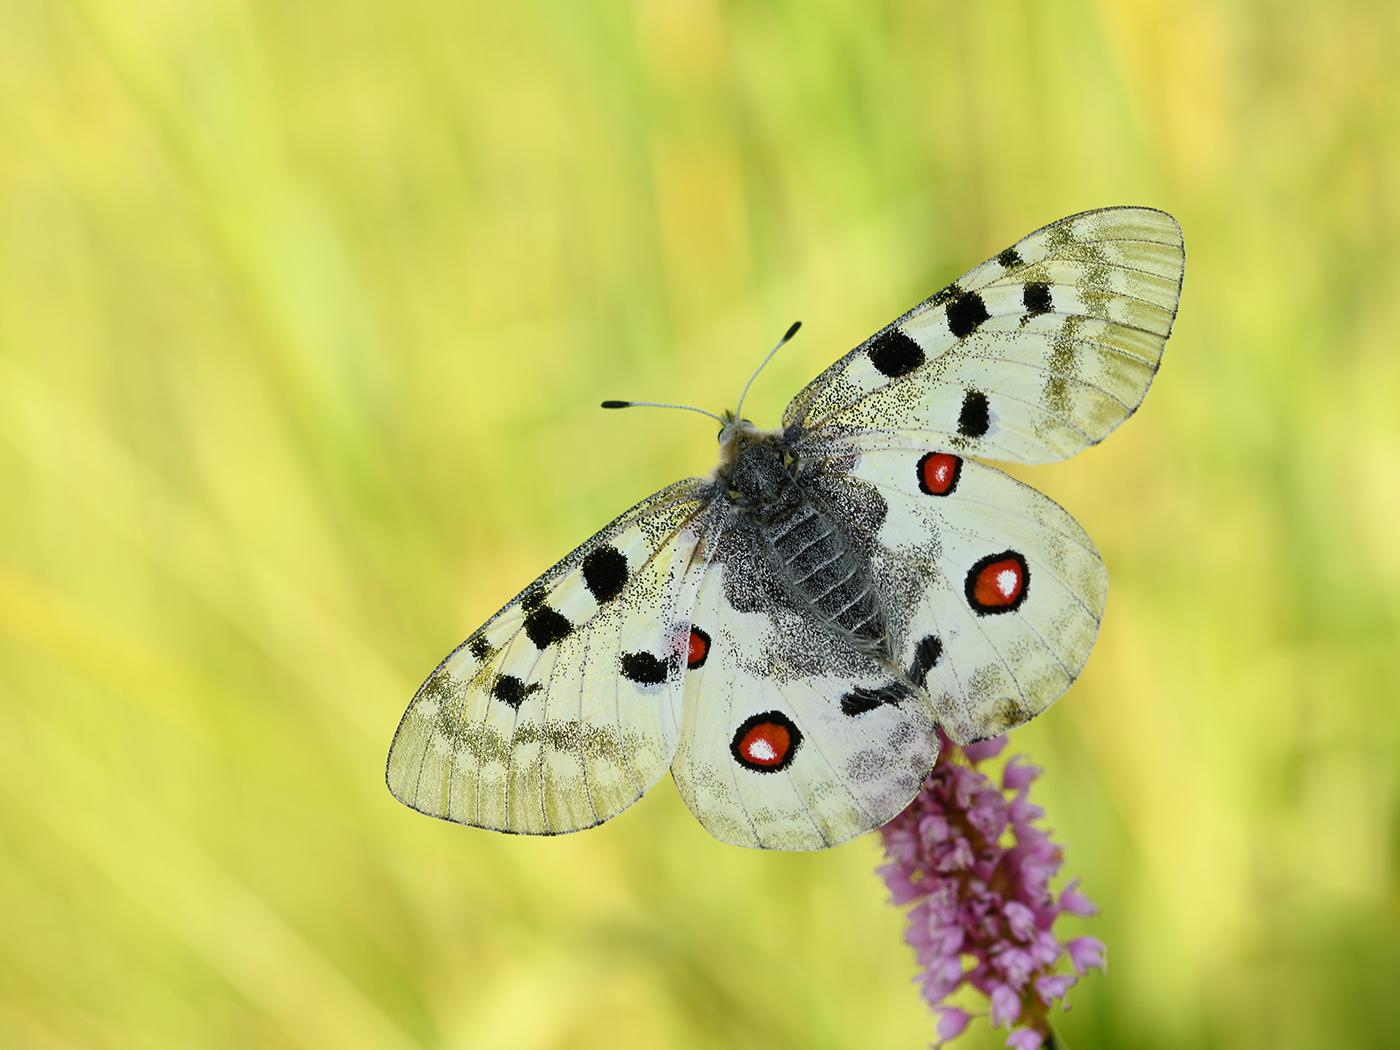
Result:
[386, 479, 712, 835]
[807, 442, 1107, 744]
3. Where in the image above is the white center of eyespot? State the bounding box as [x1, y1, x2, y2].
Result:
[747, 740, 777, 761]
[996, 568, 1019, 597]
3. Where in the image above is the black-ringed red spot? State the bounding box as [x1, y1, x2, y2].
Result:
[731, 711, 802, 773]
[917, 452, 962, 496]
[687, 627, 711, 669]
[965, 551, 1030, 615]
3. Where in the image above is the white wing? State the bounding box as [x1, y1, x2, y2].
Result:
[386, 480, 712, 834]
[802, 442, 1105, 744]
[784, 207, 1185, 464]
[668, 517, 940, 850]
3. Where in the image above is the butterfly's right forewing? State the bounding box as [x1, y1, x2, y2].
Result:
[785, 207, 1184, 464]
[387, 480, 713, 835]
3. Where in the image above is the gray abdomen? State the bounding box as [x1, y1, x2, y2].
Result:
[765, 500, 885, 645]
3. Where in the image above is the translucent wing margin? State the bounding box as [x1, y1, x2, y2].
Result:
[386, 479, 713, 834]
[783, 207, 1185, 464]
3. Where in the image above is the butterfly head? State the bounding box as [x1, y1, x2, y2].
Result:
[716, 411, 763, 462]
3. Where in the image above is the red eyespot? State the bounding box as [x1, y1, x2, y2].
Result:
[731, 712, 802, 772]
[965, 551, 1029, 615]
[687, 627, 711, 669]
[917, 452, 961, 496]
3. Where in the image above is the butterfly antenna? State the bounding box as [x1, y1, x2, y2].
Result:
[600, 400, 725, 423]
[733, 321, 801, 421]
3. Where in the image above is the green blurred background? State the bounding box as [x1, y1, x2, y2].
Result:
[2, 0, 1398, 1047]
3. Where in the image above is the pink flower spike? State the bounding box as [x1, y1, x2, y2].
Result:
[1067, 936, 1108, 975]
[989, 984, 1022, 1027]
[1002, 756, 1042, 791]
[1035, 972, 1078, 1005]
[878, 735, 1105, 1047]
[934, 1007, 972, 1044]
[1005, 1028, 1045, 1050]
[962, 736, 1009, 763]
[1058, 879, 1099, 917]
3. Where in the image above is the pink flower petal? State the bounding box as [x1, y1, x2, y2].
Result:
[920, 813, 952, 844]
[951, 766, 982, 808]
[934, 836, 975, 872]
[989, 983, 1022, 1027]
[1003, 901, 1037, 942]
[963, 736, 1009, 763]
[1058, 879, 1098, 917]
[920, 955, 965, 1002]
[1002, 756, 1042, 791]
[968, 801, 1009, 840]
[1035, 972, 1078, 1005]
[1005, 1028, 1045, 1050]
[880, 867, 922, 905]
[1008, 796, 1046, 826]
[934, 1007, 972, 1043]
[1030, 930, 1062, 967]
[1067, 936, 1107, 975]
[990, 947, 1036, 989]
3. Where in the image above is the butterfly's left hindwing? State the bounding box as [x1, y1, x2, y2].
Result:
[670, 519, 940, 850]
[386, 480, 712, 834]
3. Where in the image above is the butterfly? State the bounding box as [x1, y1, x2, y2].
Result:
[387, 206, 1184, 850]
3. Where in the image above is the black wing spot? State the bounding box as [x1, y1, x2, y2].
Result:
[524, 605, 572, 649]
[521, 587, 546, 612]
[582, 545, 629, 603]
[867, 329, 925, 378]
[1023, 281, 1053, 315]
[492, 674, 539, 709]
[907, 635, 943, 687]
[946, 291, 991, 338]
[997, 247, 1023, 269]
[620, 651, 668, 686]
[958, 390, 990, 438]
[468, 635, 493, 662]
[930, 282, 962, 306]
[839, 681, 909, 717]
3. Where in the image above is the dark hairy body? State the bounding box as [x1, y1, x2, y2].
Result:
[715, 425, 891, 661]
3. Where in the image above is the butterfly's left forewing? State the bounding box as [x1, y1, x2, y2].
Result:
[387, 480, 713, 835]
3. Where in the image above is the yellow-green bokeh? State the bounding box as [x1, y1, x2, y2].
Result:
[2, 0, 1398, 1047]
